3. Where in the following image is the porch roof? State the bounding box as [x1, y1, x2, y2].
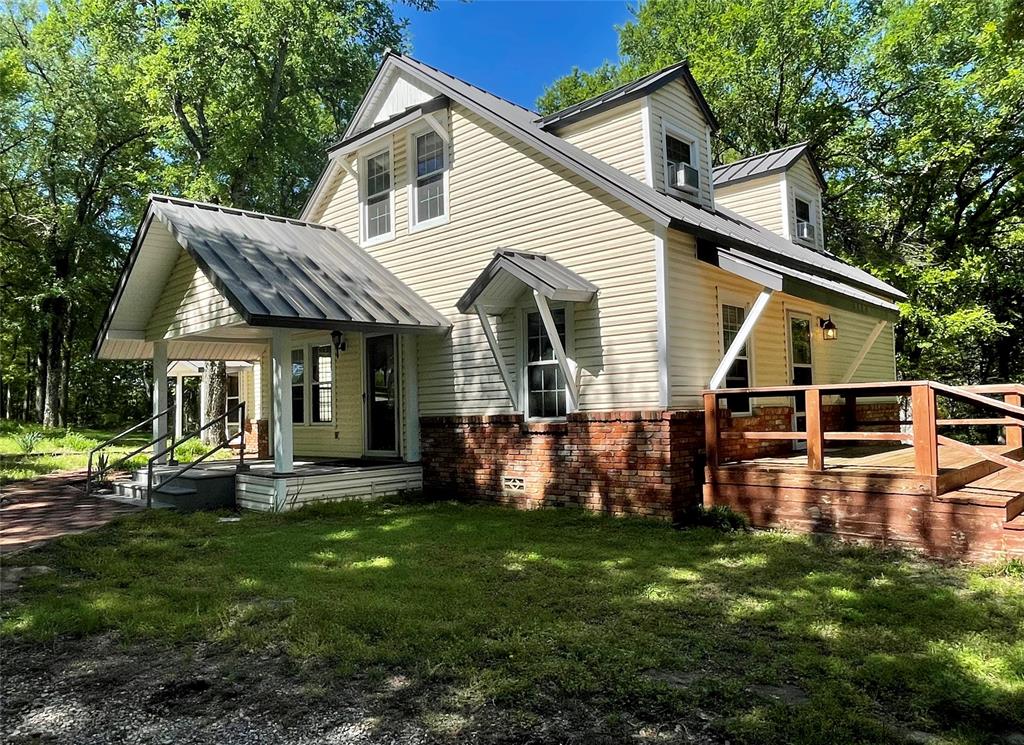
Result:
[95, 196, 451, 359]
[456, 250, 598, 314]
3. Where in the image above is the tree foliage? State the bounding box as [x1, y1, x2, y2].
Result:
[540, 0, 1024, 384]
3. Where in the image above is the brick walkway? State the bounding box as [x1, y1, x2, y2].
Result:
[0, 470, 140, 554]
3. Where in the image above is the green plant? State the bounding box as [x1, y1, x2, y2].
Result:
[680, 503, 749, 531]
[12, 430, 45, 454]
[174, 438, 211, 462]
[57, 428, 98, 452]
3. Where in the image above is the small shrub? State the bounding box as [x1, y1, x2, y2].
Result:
[12, 430, 45, 454]
[679, 504, 748, 531]
[56, 429, 98, 453]
[174, 438, 212, 462]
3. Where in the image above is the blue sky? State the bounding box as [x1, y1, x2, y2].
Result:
[399, 1, 633, 111]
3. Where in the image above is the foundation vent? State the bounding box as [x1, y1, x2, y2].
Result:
[502, 476, 525, 494]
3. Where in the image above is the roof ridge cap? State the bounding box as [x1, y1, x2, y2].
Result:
[149, 194, 338, 232]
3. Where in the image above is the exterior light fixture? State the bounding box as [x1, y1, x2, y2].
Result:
[330, 330, 346, 356]
[819, 316, 838, 341]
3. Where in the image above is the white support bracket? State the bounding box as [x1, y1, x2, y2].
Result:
[709, 287, 774, 390]
[423, 111, 450, 143]
[533, 291, 578, 409]
[841, 320, 886, 383]
[474, 305, 518, 411]
[338, 156, 358, 180]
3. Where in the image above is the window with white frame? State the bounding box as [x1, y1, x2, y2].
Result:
[412, 130, 446, 226]
[310, 345, 333, 424]
[665, 128, 699, 195]
[794, 195, 817, 244]
[525, 308, 568, 419]
[721, 304, 752, 414]
[363, 149, 391, 241]
[226, 373, 241, 435]
[290, 349, 305, 424]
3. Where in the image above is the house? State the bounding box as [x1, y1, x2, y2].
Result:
[93, 52, 908, 516]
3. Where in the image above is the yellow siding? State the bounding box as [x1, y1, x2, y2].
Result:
[558, 102, 647, 181]
[145, 250, 242, 341]
[317, 103, 660, 415]
[666, 230, 896, 408]
[714, 174, 786, 236]
[648, 82, 715, 209]
[786, 157, 825, 250]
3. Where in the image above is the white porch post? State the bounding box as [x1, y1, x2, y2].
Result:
[270, 328, 293, 476]
[152, 340, 169, 464]
[709, 287, 773, 390]
[174, 375, 184, 439]
[402, 335, 421, 462]
[199, 373, 208, 428]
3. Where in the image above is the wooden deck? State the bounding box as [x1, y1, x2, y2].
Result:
[703, 382, 1024, 562]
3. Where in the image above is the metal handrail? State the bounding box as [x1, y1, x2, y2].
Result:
[85, 406, 172, 496]
[146, 402, 246, 509]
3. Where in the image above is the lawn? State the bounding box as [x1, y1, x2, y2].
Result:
[3, 501, 1022, 744]
[0, 421, 231, 486]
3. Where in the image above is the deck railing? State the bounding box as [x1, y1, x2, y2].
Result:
[703, 381, 1024, 492]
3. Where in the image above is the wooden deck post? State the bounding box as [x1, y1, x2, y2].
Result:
[806, 389, 825, 471]
[911, 383, 938, 490]
[704, 392, 719, 469]
[1007, 392, 1023, 448]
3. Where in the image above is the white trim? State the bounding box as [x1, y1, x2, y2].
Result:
[475, 305, 519, 411]
[792, 188, 819, 248]
[338, 156, 358, 180]
[779, 175, 792, 240]
[270, 328, 294, 477]
[152, 340, 169, 464]
[358, 142, 395, 247]
[401, 335, 420, 461]
[705, 124, 715, 206]
[406, 124, 451, 233]
[299, 161, 339, 222]
[363, 332, 400, 457]
[640, 96, 654, 187]
[786, 310, 814, 445]
[661, 120, 701, 201]
[654, 223, 670, 408]
[533, 292, 578, 411]
[422, 111, 450, 143]
[519, 299, 576, 420]
[841, 320, 887, 383]
[710, 287, 772, 390]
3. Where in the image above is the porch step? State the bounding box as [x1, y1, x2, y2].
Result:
[1005, 514, 1024, 531]
[109, 465, 236, 512]
[935, 469, 1024, 523]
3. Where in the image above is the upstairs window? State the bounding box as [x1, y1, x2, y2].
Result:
[525, 308, 568, 419]
[363, 149, 392, 241]
[665, 130, 699, 195]
[794, 196, 817, 244]
[412, 130, 447, 226]
[721, 304, 752, 414]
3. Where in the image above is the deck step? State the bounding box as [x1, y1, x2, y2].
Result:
[935, 468, 1024, 522]
[1005, 515, 1024, 531]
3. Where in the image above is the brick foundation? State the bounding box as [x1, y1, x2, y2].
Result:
[243, 419, 270, 459]
[420, 402, 903, 521]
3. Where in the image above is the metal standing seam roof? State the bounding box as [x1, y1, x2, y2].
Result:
[94, 196, 451, 355]
[713, 142, 827, 190]
[537, 61, 720, 132]
[456, 250, 599, 314]
[379, 54, 904, 304]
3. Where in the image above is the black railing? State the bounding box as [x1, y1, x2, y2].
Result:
[146, 402, 247, 508]
[85, 407, 172, 496]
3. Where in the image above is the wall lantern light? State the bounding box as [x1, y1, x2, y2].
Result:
[819, 316, 838, 341]
[331, 330, 347, 356]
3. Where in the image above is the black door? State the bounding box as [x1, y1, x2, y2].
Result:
[365, 335, 398, 454]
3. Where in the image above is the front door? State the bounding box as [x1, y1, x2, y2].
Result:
[365, 334, 399, 455]
[788, 313, 813, 448]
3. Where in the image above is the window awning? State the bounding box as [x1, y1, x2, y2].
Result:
[456, 249, 598, 315]
[699, 245, 899, 320]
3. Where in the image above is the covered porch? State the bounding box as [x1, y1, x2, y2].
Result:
[93, 195, 451, 510]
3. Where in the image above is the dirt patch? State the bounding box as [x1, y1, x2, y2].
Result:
[0, 634, 731, 744]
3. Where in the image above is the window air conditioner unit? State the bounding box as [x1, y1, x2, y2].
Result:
[796, 221, 816, 242]
[675, 164, 700, 191]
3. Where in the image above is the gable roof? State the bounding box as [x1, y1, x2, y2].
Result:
[304, 53, 903, 305]
[456, 250, 598, 314]
[94, 195, 451, 356]
[537, 61, 720, 132]
[713, 142, 827, 191]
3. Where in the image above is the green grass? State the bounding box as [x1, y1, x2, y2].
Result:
[3, 502, 1022, 744]
[0, 421, 232, 485]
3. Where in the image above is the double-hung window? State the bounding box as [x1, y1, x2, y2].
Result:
[412, 130, 446, 226]
[721, 304, 752, 414]
[363, 150, 391, 241]
[310, 345, 333, 424]
[290, 349, 305, 424]
[525, 308, 567, 419]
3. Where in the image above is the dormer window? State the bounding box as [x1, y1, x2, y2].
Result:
[362, 148, 392, 243]
[794, 196, 817, 244]
[664, 127, 700, 197]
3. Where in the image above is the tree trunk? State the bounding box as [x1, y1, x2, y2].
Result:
[202, 361, 227, 445]
[59, 322, 73, 427]
[42, 307, 65, 428]
[35, 328, 48, 424]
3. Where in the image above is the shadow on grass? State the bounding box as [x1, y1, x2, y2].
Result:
[3, 501, 1022, 744]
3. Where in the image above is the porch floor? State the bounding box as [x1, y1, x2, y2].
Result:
[160, 457, 409, 479]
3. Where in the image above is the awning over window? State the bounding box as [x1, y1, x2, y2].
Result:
[699, 245, 899, 320]
[456, 249, 598, 314]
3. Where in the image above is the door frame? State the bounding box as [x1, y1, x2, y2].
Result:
[363, 332, 401, 457]
[786, 310, 814, 447]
